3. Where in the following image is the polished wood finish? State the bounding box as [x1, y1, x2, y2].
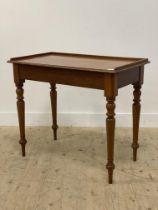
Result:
[132, 84, 142, 161]
[104, 74, 117, 184]
[50, 84, 58, 140]
[106, 96, 116, 184]
[9, 52, 149, 73]
[18, 65, 104, 90]
[16, 81, 27, 156]
[9, 52, 149, 184]
[13, 64, 27, 156]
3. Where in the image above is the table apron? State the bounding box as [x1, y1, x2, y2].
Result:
[117, 67, 143, 88]
[18, 65, 105, 90]
[17, 65, 143, 90]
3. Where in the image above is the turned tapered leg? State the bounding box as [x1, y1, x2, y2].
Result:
[50, 84, 58, 140]
[16, 82, 27, 156]
[106, 96, 116, 184]
[132, 84, 141, 161]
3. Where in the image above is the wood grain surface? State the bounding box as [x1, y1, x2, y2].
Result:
[8, 52, 149, 73]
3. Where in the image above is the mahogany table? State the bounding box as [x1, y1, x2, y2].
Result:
[8, 52, 149, 184]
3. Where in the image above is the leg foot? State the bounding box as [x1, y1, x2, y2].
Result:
[106, 162, 115, 184]
[131, 143, 139, 161]
[52, 125, 58, 140]
[19, 139, 27, 156]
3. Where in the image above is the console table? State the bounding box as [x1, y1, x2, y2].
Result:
[8, 52, 149, 184]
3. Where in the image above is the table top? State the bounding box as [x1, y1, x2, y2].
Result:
[9, 52, 149, 73]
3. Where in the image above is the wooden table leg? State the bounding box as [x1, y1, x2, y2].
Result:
[132, 83, 142, 161]
[16, 81, 27, 156]
[106, 96, 116, 184]
[50, 83, 58, 140]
